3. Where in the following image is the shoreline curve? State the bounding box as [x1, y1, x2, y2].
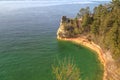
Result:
[57, 36, 107, 80]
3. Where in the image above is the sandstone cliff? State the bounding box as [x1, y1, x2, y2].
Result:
[57, 16, 81, 39]
[57, 16, 120, 80]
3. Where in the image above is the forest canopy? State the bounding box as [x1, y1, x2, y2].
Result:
[76, 0, 120, 60]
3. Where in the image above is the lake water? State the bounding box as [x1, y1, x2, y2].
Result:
[0, 1, 109, 80]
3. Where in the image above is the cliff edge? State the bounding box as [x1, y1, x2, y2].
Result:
[57, 16, 82, 39]
[57, 16, 120, 80]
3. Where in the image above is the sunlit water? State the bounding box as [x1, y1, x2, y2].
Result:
[0, 1, 109, 80]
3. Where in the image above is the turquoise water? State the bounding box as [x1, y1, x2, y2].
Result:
[0, 1, 107, 80]
[57, 41, 103, 80]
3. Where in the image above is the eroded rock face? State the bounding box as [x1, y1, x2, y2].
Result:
[57, 16, 76, 39]
[57, 16, 69, 39]
[57, 23, 66, 39]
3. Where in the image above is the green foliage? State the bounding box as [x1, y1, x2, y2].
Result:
[108, 22, 120, 59]
[90, 20, 99, 34]
[74, 28, 80, 35]
[82, 14, 90, 27]
[76, 0, 120, 59]
[62, 0, 120, 59]
[52, 58, 81, 80]
[58, 1, 120, 79]
[77, 7, 93, 32]
[62, 18, 81, 37]
[77, 7, 90, 18]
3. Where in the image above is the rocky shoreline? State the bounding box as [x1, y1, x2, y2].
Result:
[57, 30, 118, 80]
[57, 35, 120, 80]
[57, 16, 120, 80]
[57, 36, 107, 80]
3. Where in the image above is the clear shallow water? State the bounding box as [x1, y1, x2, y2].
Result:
[0, 1, 108, 80]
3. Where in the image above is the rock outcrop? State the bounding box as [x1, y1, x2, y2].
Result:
[57, 16, 120, 80]
[57, 16, 71, 39]
[57, 16, 81, 39]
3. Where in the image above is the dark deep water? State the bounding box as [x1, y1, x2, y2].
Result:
[0, 1, 110, 80]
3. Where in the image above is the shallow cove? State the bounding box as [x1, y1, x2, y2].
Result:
[57, 40, 103, 80]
